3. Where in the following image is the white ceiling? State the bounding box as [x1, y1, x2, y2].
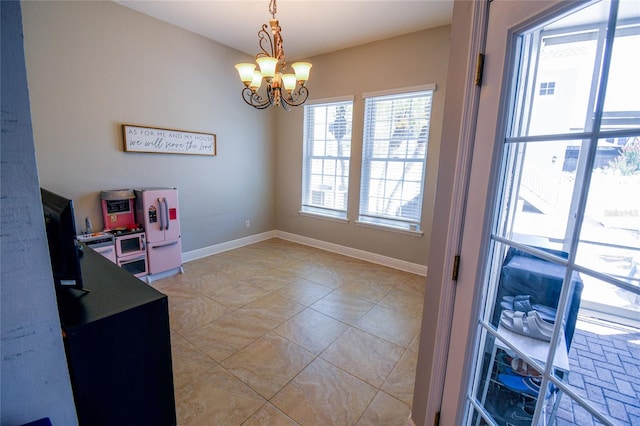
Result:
[114, 0, 454, 60]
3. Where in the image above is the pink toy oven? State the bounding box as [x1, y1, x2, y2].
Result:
[101, 189, 136, 231]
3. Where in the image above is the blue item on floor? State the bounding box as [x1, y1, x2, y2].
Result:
[20, 419, 51, 426]
[497, 373, 552, 399]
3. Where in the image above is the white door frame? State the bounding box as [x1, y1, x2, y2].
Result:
[410, 1, 490, 425]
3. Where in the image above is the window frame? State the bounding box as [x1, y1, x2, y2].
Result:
[539, 81, 556, 95]
[300, 96, 354, 220]
[357, 84, 436, 233]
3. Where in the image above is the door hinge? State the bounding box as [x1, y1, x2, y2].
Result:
[452, 255, 461, 281]
[434, 411, 441, 426]
[475, 53, 485, 86]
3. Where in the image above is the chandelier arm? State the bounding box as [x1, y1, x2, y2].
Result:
[256, 24, 274, 58]
[280, 101, 292, 112]
[240, 87, 272, 109]
[281, 86, 309, 108]
[267, 84, 285, 108]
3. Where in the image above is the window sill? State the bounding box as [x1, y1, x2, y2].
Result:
[299, 210, 349, 223]
[355, 220, 424, 236]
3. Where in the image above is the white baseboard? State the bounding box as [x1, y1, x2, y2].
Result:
[181, 231, 277, 263]
[275, 231, 428, 276]
[182, 230, 427, 277]
[407, 416, 417, 426]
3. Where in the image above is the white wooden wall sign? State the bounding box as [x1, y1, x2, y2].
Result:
[122, 124, 217, 156]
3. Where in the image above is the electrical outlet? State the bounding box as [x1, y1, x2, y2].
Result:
[245, 220, 251, 228]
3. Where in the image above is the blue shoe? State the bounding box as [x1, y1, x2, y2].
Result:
[504, 405, 533, 426]
[497, 373, 549, 398]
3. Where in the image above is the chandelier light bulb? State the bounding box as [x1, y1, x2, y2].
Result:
[235, 63, 256, 85]
[282, 74, 297, 92]
[292, 62, 312, 83]
[256, 56, 278, 79]
[250, 71, 263, 90]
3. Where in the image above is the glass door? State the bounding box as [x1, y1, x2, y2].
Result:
[442, 0, 640, 424]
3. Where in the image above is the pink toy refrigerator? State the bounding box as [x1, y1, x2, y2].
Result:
[134, 188, 182, 276]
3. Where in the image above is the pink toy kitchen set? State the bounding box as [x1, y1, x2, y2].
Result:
[77, 187, 182, 281]
[134, 188, 183, 277]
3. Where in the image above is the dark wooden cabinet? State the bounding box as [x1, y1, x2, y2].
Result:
[57, 245, 176, 426]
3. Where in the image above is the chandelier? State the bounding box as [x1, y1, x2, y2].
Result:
[234, 0, 312, 110]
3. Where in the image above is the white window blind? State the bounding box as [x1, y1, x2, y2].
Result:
[359, 89, 433, 231]
[301, 100, 353, 219]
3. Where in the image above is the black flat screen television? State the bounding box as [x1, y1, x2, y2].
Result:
[41, 188, 83, 290]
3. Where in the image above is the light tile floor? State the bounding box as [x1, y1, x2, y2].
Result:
[154, 238, 425, 426]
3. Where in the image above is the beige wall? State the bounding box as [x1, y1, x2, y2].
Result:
[22, 0, 275, 253]
[275, 27, 450, 265]
[22, 1, 449, 267]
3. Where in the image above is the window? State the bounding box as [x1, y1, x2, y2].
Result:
[301, 99, 353, 219]
[358, 87, 434, 231]
[539, 81, 556, 95]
